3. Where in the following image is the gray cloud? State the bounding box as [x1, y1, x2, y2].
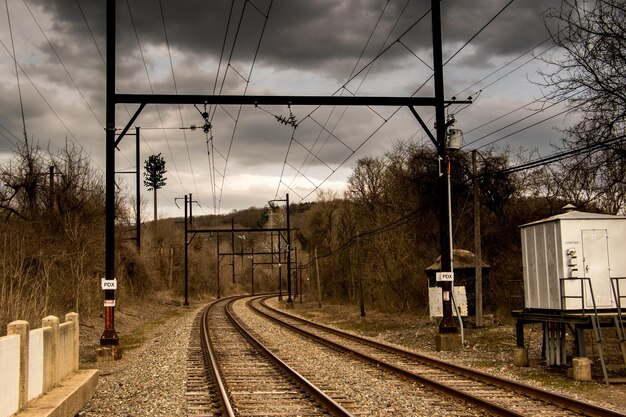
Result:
[1, 0, 571, 213]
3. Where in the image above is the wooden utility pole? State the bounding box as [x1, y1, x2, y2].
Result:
[315, 248, 322, 308]
[231, 218, 235, 284]
[357, 232, 365, 317]
[216, 234, 221, 299]
[473, 150, 483, 327]
[251, 246, 255, 295]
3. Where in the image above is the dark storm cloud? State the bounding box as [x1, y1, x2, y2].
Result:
[3, 0, 571, 212]
[28, 0, 561, 80]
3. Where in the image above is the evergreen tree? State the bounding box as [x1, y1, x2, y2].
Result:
[143, 154, 167, 222]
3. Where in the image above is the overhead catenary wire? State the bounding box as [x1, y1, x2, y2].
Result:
[482, 133, 626, 177]
[158, 0, 201, 204]
[125, 0, 184, 188]
[0, 38, 107, 173]
[75, 0, 158, 163]
[278, 0, 516, 202]
[22, 0, 104, 129]
[215, 0, 274, 214]
[5, 0, 27, 142]
[276, 1, 423, 199]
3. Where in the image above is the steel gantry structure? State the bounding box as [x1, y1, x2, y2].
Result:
[102, 0, 470, 351]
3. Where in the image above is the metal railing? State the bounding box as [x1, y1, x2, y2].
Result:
[610, 277, 626, 341]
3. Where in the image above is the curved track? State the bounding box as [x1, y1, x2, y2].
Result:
[250, 295, 626, 417]
[200, 296, 353, 416]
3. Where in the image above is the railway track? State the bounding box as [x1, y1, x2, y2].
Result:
[245, 295, 626, 417]
[200, 296, 352, 416]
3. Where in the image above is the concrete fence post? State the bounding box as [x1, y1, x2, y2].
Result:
[7, 320, 30, 410]
[65, 313, 80, 372]
[42, 316, 59, 389]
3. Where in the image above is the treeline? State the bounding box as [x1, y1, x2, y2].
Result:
[297, 141, 623, 316]
[2, 136, 624, 331]
[0, 141, 108, 329]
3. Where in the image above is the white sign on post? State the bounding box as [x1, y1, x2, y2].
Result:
[101, 278, 118, 290]
[104, 299, 116, 307]
[436, 271, 454, 282]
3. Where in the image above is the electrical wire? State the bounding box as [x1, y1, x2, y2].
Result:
[126, 0, 184, 188]
[158, 0, 201, 203]
[484, 133, 626, 176]
[5, 0, 27, 142]
[215, 0, 274, 213]
[22, 0, 104, 129]
[277, 1, 423, 199]
[444, 0, 515, 66]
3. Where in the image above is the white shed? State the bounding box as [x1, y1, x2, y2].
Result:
[520, 210, 626, 311]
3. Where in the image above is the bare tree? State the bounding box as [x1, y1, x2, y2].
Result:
[540, 0, 626, 212]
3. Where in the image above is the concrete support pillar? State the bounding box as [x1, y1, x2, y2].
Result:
[65, 313, 80, 372]
[42, 316, 60, 390]
[571, 357, 592, 381]
[435, 332, 462, 351]
[7, 320, 30, 410]
[514, 347, 529, 367]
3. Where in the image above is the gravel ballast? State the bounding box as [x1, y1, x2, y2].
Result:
[76, 295, 626, 415]
[79, 304, 203, 417]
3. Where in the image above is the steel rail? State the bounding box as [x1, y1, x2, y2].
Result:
[224, 297, 354, 417]
[249, 297, 521, 417]
[200, 299, 236, 417]
[256, 296, 626, 417]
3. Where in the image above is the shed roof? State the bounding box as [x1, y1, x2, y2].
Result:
[520, 210, 626, 228]
[425, 249, 490, 271]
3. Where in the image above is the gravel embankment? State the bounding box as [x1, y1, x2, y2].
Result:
[79, 305, 203, 417]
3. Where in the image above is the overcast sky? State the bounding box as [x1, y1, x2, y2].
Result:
[0, 0, 573, 217]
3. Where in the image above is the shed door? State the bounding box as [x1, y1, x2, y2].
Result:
[581, 229, 613, 308]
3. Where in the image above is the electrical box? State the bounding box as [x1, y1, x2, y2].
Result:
[520, 210, 626, 311]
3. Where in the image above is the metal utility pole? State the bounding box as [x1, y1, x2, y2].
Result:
[231, 218, 236, 284]
[183, 194, 189, 306]
[278, 231, 283, 300]
[286, 193, 293, 307]
[101, 0, 119, 351]
[216, 233, 221, 299]
[294, 247, 299, 300]
[176, 193, 194, 306]
[473, 150, 483, 327]
[251, 246, 255, 295]
[432, 0, 457, 335]
[135, 127, 141, 251]
[299, 260, 303, 304]
[357, 232, 365, 318]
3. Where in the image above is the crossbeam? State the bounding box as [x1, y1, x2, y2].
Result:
[115, 93, 455, 107]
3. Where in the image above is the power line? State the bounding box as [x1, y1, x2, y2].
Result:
[486, 133, 626, 176]
[158, 0, 201, 204]
[444, 0, 515, 65]
[0, 39, 107, 173]
[277, 1, 424, 199]
[22, 0, 104, 129]
[125, 0, 184, 187]
[216, 0, 274, 213]
[5, 0, 27, 142]
[279, 0, 515, 200]
[475, 102, 582, 150]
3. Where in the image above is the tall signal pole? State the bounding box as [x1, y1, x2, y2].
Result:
[286, 193, 293, 307]
[101, 0, 119, 354]
[432, 0, 460, 349]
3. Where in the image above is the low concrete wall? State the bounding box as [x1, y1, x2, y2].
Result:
[0, 334, 20, 416]
[0, 313, 92, 417]
[28, 328, 44, 401]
